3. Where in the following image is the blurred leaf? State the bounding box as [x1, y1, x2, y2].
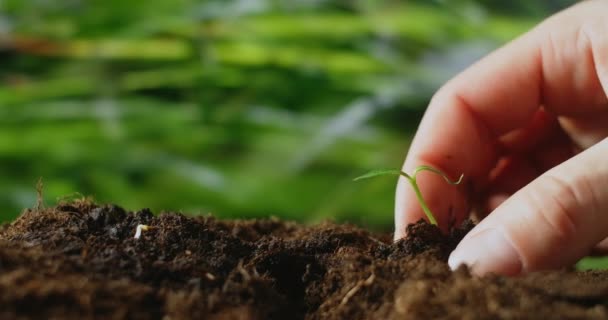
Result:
[353, 169, 401, 181]
[0, 0, 576, 231]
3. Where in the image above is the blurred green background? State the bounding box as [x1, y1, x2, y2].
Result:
[0, 0, 577, 230]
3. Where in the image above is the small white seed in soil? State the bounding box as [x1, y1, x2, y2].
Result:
[134, 224, 151, 239]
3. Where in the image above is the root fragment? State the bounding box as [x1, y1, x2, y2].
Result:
[134, 225, 151, 239]
[340, 273, 376, 306]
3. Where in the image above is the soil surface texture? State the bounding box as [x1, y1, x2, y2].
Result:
[1, 201, 608, 319]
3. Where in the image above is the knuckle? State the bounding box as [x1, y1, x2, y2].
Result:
[529, 174, 583, 242]
[579, 18, 608, 47]
[579, 18, 608, 87]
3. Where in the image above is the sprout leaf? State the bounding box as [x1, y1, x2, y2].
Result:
[353, 169, 402, 181]
[354, 165, 463, 226]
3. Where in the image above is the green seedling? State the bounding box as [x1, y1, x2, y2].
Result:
[354, 165, 463, 226]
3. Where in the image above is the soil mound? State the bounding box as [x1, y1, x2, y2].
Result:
[1, 201, 607, 319]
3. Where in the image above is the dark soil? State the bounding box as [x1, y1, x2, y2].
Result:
[2, 201, 608, 319]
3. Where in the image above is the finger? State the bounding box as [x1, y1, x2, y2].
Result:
[488, 156, 538, 195]
[560, 110, 608, 149]
[483, 138, 574, 214]
[529, 134, 576, 172]
[498, 109, 559, 154]
[481, 156, 538, 215]
[395, 0, 608, 238]
[449, 138, 608, 276]
[590, 238, 608, 256]
[486, 193, 509, 213]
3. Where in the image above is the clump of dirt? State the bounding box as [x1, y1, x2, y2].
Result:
[1, 201, 608, 319]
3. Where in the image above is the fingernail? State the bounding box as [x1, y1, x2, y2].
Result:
[448, 228, 523, 276]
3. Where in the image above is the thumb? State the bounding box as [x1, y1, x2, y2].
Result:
[449, 138, 608, 276]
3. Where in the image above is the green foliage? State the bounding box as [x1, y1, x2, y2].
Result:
[0, 0, 574, 229]
[355, 166, 463, 226]
[577, 257, 608, 271]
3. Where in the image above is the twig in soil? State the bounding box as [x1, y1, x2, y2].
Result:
[367, 236, 386, 246]
[236, 260, 251, 281]
[35, 177, 44, 210]
[134, 224, 153, 239]
[340, 273, 376, 306]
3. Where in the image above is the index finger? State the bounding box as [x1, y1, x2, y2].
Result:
[395, 0, 608, 238]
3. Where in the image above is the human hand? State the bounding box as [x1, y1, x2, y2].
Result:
[395, 0, 608, 276]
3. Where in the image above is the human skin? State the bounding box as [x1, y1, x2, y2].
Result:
[395, 0, 608, 276]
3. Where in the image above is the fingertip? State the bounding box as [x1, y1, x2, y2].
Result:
[393, 230, 404, 242]
[448, 228, 523, 276]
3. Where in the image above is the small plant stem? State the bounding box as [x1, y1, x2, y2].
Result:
[402, 166, 463, 226]
[354, 165, 463, 227]
[405, 173, 438, 225]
